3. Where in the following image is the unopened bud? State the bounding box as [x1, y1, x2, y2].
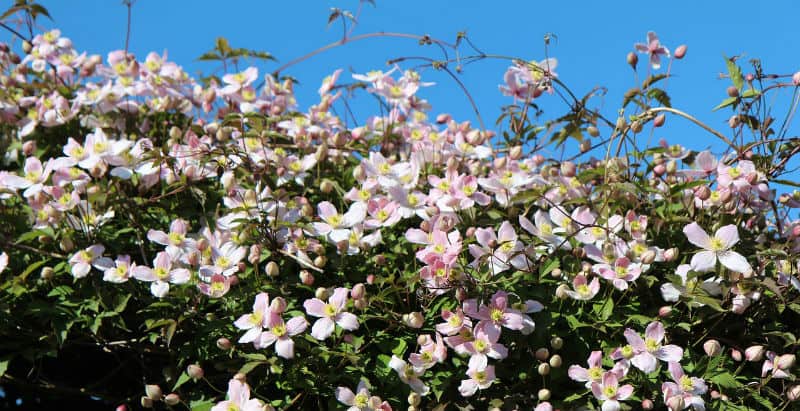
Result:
[21, 40, 32, 54]
[642, 399, 654, 410]
[728, 115, 741, 128]
[141, 396, 154, 408]
[549, 354, 563, 368]
[666, 395, 685, 411]
[351, 283, 366, 299]
[187, 364, 204, 380]
[216, 337, 231, 351]
[627, 52, 638, 69]
[537, 388, 551, 401]
[353, 298, 367, 310]
[658, 306, 672, 317]
[320, 180, 334, 193]
[664, 247, 679, 262]
[556, 284, 570, 299]
[787, 385, 800, 401]
[270, 297, 287, 313]
[674, 45, 687, 59]
[315, 287, 329, 300]
[550, 268, 562, 278]
[509, 145, 523, 160]
[314, 255, 327, 268]
[631, 120, 643, 133]
[164, 393, 180, 406]
[695, 185, 711, 201]
[435, 114, 451, 124]
[587, 125, 600, 137]
[299, 270, 314, 285]
[651, 114, 666, 129]
[727, 86, 739, 98]
[793, 72, 800, 87]
[59, 237, 75, 252]
[145, 385, 162, 401]
[408, 392, 421, 406]
[265, 261, 279, 277]
[550, 337, 564, 350]
[537, 363, 551, 376]
[572, 247, 586, 259]
[535, 348, 550, 361]
[640, 249, 656, 264]
[560, 161, 576, 177]
[666, 160, 677, 175]
[455, 287, 468, 302]
[653, 164, 666, 176]
[745, 345, 766, 362]
[704, 340, 722, 357]
[403, 312, 424, 329]
[40, 266, 54, 280]
[777, 354, 796, 370]
[731, 349, 743, 362]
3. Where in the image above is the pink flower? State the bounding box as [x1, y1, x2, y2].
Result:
[683, 222, 752, 274]
[595, 257, 642, 290]
[409, 334, 447, 370]
[590, 371, 634, 411]
[69, 244, 113, 279]
[102, 254, 134, 283]
[304, 287, 359, 340]
[436, 308, 472, 336]
[335, 381, 374, 411]
[464, 291, 529, 334]
[458, 356, 496, 397]
[197, 273, 232, 298]
[463, 324, 508, 369]
[131, 251, 190, 298]
[147, 218, 194, 254]
[234, 293, 281, 344]
[569, 351, 619, 388]
[762, 352, 796, 379]
[564, 275, 600, 301]
[634, 31, 670, 70]
[661, 362, 707, 411]
[256, 316, 308, 359]
[0, 251, 7, 274]
[623, 322, 683, 373]
[210, 379, 264, 411]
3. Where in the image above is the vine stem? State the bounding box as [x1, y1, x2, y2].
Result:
[646, 106, 737, 150]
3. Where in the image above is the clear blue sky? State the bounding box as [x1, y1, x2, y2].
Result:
[15, 1, 800, 158]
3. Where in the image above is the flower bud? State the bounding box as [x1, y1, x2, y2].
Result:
[59, 236, 75, 252]
[658, 306, 672, 318]
[417, 334, 431, 346]
[408, 392, 421, 406]
[366, 274, 376, 285]
[40, 266, 54, 280]
[455, 287, 468, 302]
[550, 337, 563, 350]
[642, 399, 654, 410]
[666, 395, 685, 411]
[664, 247, 679, 262]
[509, 145, 523, 160]
[640, 249, 656, 264]
[727, 86, 739, 98]
[165, 393, 180, 406]
[695, 185, 711, 201]
[549, 354, 562, 368]
[141, 396, 154, 408]
[538, 363, 551, 375]
[21, 40, 32, 54]
[116, 405, 128, 411]
[550, 268, 562, 278]
[572, 247, 586, 259]
[320, 180, 334, 193]
[270, 297, 287, 313]
[703, 340, 722, 357]
[630, 120, 643, 133]
[373, 254, 386, 266]
[299, 270, 314, 285]
[537, 388, 551, 401]
[560, 161, 576, 177]
[674, 44, 687, 59]
[436, 113, 451, 124]
[403, 312, 424, 329]
[793, 72, 800, 87]
[353, 298, 367, 310]
[535, 348, 550, 361]
[353, 165, 366, 181]
[787, 385, 800, 401]
[653, 113, 666, 127]
[627, 52, 638, 69]
[555, 284, 570, 299]
[731, 348, 743, 362]
[187, 364, 204, 380]
[265, 261, 279, 277]
[729, 115, 741, 128]
[653, 164, 666, 176]
[778, 354, 796, 370]
[216, 337, 231, 351]
[666, 160, 677, 175]
[314, 255, 327, 268]
[315, 287, 329, 300]
[145, 385, 162, 401]
[351, 283, 366, 300]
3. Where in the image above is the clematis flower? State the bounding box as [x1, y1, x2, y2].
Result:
[436, 308, 472, 336]
[234, 292, 282, 344]
[464, 290, 530, 334]
[458, 355, 496, 397]
[564, 275, 601, 301]
[197, 273, 232, 298]
[304, 287, 359, 340]
[762, 352, 796, 379]
[0, 251, 7, 274]
[210, 379, 264, 411]
[409, 334, 447, 370]
[623, 322, 683, 373]
[102, 254, 134, 283]
[131, 251, 190, 298]
[388, 355, 429, 395]
[661, 362, 707, 411]
[634, 31, 670, 70]
[335, 381, 375, 411]
[590, 371, 634, 411]
[683, 222, 752, 274]
[463, 324, 508, 369]
[595, 257, 642, 290]
[256, 316, 308, 359]
[69, 244, 113, 278]
[569, 351, 625, 388]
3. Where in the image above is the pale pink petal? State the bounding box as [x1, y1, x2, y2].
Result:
[458, 379, 478, 397]
[644, 322, 665, 343]
[714, 225, 740, 249]
[329, 287, 349, 310]
[718, 251, 752, 274]
[656, 344, 684, 362]
[335, 387, 355, 405]
[568, 365, 589, 381]
[683, 223, 711, 249]
[335, 312, 359, 331]
[310, 317, 335, 340]
[286, 316, 308, 336]
[691, 250, 717, 272]
[601, 399, 621, 411]
[632, 352, 657, 373]
[275, 337, 294, 359]
[150, 281, 170, 298]
[303, 298, 327, 317]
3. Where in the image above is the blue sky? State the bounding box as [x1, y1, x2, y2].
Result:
[15, 1, 800, 159]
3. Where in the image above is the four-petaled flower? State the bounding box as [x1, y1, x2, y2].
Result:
[634, 31, 670, 70]
[624, 322, 683, 373]
[304, 287, 359, 340]
[683, 222, 752, 274]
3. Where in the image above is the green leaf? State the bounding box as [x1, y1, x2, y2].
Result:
[713, 97, 737, 111]
[741, 88, 761, 99]
[725, 55, 744, 90]
[0, 359, 8, 378]
[238, 361, 265, 375]
[190, 398, 215, 411]
[710, 372, 742, 389]
[391, 338, 407, 356]
[172, 372, 192, 391]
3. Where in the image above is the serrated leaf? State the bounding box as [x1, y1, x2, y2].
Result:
[713, 97, 737, 111]
[239, 361, 265, 375]
[725, 56, 744, 90]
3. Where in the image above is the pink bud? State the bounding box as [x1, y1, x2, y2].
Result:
[270, 297, 287, 313]
[653, 164, 666, 176]
[727, 86, 739, 98]
[187, 364, 204, 380]
[653, 113, 666, 127]
[535, 348, 550, 361]
[642, 399, 654, 410]
[299, 270, 314, 286]
[560, 161, 576, 177]
[216, 337, 231, 351]
[164, 393, 180, 406]
[145, 385, 162, 401]
[674, 45, 687, 59]
[627, 52, 638, 68]
[731, 349, 743, 362]
[455, 287, 468, 301]
[350, 283, 366, 300]
[788, 385, 800, 401]
[403, 312, 424, 328]
[777, 354, 796, 370]
[704, 339, 722, 357]
[141, 397, 154, 408]
[793, 72, 800, 87]
[436, 113, 451, 124]
[695, 185, 711, 201]
[353, 298, 367, 310]
[366, 274, 376, 285]
[658, 306, 672, 318]
[116, 405, 128, 411]
[664, 247, 679, 262]
[666, 395, 685, 411]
